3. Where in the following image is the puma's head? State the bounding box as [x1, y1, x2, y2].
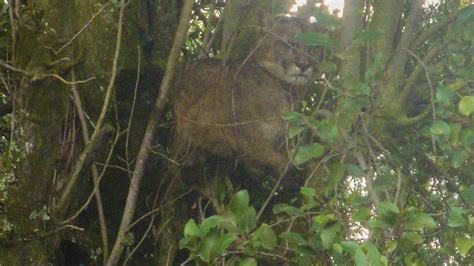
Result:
[254, 10, 323, 86]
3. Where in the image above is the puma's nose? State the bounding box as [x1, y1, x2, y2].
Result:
[297, 61, 311, 71]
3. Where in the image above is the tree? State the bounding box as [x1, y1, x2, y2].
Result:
[0, 0, 472, 265]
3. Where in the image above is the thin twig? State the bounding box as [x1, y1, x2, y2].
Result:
[405, 48, 437, 156]
[0, 60, 96, 84]
[355, 151, 380, 208]
[61, 131, 120, 225]
[44, 73, 96, 84]
[394, 168, 402, 205]
[55, 0, 126, 216]
[125, 47, 141, 179]
[257, 162, 291, 221]
[0, 60, 28, 75]
[106, 1, 194, 264]
[71, 69, 109, 263]
[55, 2, 111, 54]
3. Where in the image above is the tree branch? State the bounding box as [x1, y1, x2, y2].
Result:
[70, 70, 109, 263]
[54, 0, 126, 218]
[340, 0, 365, 81]
[106, 1, 194, 264]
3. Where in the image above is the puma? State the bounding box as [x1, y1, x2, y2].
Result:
[173, 10, 323, 177]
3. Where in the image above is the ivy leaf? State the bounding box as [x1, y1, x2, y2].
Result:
[459, 96, 474, 116]
[294, 144, 325, 165]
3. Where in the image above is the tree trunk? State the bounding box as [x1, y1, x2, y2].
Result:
[0, 0, 160, 262]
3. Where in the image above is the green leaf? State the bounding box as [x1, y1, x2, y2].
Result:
[279, 232, 307, 245]
[289, 125, 306, 138]
[184, 219, 202, 238]
[341, 241, 359, 253]
[436, 85, 455, 105]
[300, 187, 316, 197]
[345, 163, 364, 177]
[230, 190, 250, 216]
[367, 219, 388, 230]
[406, 213, 437, 229]
[314, 213, 336, 225]
[459, 96, 474, 116]
[239, 258, 257, 266]
[355, 247, 368, 266]
[378, 201, 400, 218]
[460, 185, 474, 206]
[200, 230, 236, 263]
[252, 224, 277, 250]
[326, 161, 346, 195]
[294, 143, 325, 165]
[452, 149, 470, 168]
[386, 240, 398, 253]
[455, 236, 474, 257]
[239, 207, 257, 232]
[272, 204, 304, 216]
[430, 120, 451, 137]
[294, 32, 332, 48]
[447, 207, 468, 227]
[363, 241, 382, 266]
[320, 223, 341, 249]
[353, 208, 371, 222]
[200, 215, 225, 234]
[461, 129, 474, 147]
[400, 232, 424, 245]
[333, 243, 343, 254]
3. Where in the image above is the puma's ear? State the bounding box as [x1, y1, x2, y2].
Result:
[256, 8, 273, 28]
